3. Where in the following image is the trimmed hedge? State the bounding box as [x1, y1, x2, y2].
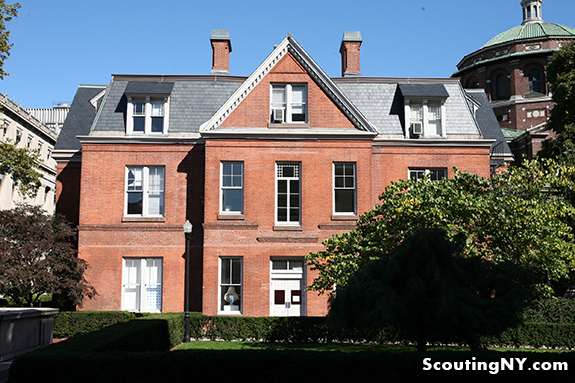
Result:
[522, 298, 575, 323]
[53, 311, 137, 338]
[9, 313, 575, 383]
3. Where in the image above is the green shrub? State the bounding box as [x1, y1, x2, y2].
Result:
[53, 311, 137, 338]
[522, 297, 575, 323]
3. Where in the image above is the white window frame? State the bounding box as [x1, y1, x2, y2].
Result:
[126, 96, 170, 135]
[276, 162, 301, 226]
[408, 168, 447, 182]
[220, 161, 244, 214]
[404, 99, 446, 138]
[270, 84, 307, 124]
[124, 166, 165, 217]
[219, 257, 243, 314]
[333, 162, 356, 215]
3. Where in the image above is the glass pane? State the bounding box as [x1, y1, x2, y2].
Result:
[278, 180, 287, 194]
[335, 164, 344, 176]
[291, 86, 305, 104]
[232, 175, 242, 188]
[290, 180, 299, 194]
[148, 167, 164, 193]
[277, 208, 287, 222]
[289, 261, 303, 271]
[335, 176, 344, 188]
[221, 259, 230, 284]
[290, 194, 299, 208]
[133, 101, 145, 115]
[335, 189, 354, 213]
[127, 168, 143, 191]
[147, 193, 164, 216]
[133, 117, 145, 132]
[431, 169, 446, 181]
[222, 174, 232, 187]
[429, 120, 441, 136]
[283, 166, 294, 178]
[289, 208, 299, 222]
[127, 192, 143, 215]
[222, 189, 243, 213]
[231, 259, 241, 284]
[344, 176, 354, 188]
[222, 163, 232, 177]
[291, 113, 306, 122]
[151, 117, 164, 133]
[278, 194, 287, 208]
[344, 165, 354, 176]
[232, 163, 242, 176]
[151, 100, 164, 116]
[410, 105, 422, 120]
[273, 260, 288, 270]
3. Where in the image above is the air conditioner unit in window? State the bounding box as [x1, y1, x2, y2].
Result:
[273, 108, 285, 123]
[411, 122, 423, 135]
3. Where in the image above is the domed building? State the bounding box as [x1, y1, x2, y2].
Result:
[454, 0, 575, 161]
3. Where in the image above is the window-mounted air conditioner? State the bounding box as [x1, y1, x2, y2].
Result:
[411, 122, 423, 135]
[273, 108, 285, 123]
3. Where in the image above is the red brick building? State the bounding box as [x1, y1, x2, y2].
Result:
[454, 0, 575, 162]
[54, 31, 495, 316]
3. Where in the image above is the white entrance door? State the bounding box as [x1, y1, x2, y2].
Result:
[122, 258, 163, 312]
[271, 278, 305, 316]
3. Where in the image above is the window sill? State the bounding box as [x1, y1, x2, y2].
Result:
[267, 123, 310, 129]
[122, 217, 166, 222]
[217, 214, 245, 220]
[331, 214, 359, 221]
[273, 225, 303, 231]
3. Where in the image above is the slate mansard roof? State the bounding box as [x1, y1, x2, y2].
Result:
[57, 35, 489, 151]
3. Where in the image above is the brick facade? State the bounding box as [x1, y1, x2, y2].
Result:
[56, 32, 494, 316]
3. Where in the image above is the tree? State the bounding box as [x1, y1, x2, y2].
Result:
[0, 140, 43, 198]
[328, 228, 526, 351]
[0, 203, 96, 307]
[539, 41, 575, 165]
[0, 1, 19, 79]
[307, 159, 575, 296]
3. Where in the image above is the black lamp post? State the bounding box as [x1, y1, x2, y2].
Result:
[183, 220, 193, 343]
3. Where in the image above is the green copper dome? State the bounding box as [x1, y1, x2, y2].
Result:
[482, 22, 575, 49]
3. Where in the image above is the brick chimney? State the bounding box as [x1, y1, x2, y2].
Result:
[340, 31, 362, 77]
[211, 30, 232, 75]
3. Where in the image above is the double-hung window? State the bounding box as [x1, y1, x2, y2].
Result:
[409, 168, 447, 182]
[125, 166, 165, 217]
[127, 97, 169, 135]
[220, 162, 244, 214]
[276, 163, 301, 225]
[271, 84, 307, 123]
[333, 163, 356, 215]
[220, 257, 242, 313]
[409, 101, 444, 137]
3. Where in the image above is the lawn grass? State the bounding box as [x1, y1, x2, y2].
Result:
[176, 340, 572, 353]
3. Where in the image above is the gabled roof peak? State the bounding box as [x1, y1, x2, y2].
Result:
[200, 34, 375, 133]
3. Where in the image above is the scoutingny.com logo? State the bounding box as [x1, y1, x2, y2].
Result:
[423, 357, 568, 375]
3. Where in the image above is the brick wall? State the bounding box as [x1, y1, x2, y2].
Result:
[202, 138, 490, 316]
[56, 161, 82, 226]
[77, 142, 204, 313]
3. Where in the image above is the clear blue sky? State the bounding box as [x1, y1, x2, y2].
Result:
[1, 0, 574, 108]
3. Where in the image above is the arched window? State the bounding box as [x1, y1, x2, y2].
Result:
[529, 69, 541, 93]
[496, 74, 507, 100]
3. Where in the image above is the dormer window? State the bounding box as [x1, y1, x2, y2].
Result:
[399, 83, 449, 139]
[126, 96, 169, 135]
[407, 100, 445, 138]
[271, 84, 307, 124]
